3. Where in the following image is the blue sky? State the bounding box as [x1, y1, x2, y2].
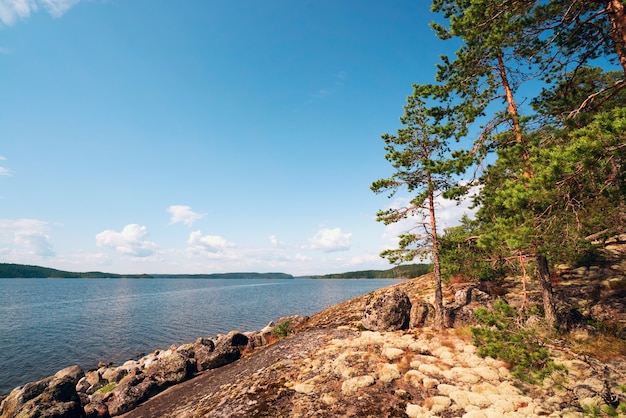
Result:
[0, 0, 474, 275]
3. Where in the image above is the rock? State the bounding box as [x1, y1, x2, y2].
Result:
[105, 371, 159, 416]
[410, 301, 434, 328]
[147, 352, 193, 387]
[193, 343, 218, 372]
[445, 287, 494, 328]
[0, 373, 85, 418]
[55, 365, 85, 385]
[362, 289, 412, 331]
[101, 368, 127, 384]
[197, 332, 247, 370]
[84, 401, 110, 418]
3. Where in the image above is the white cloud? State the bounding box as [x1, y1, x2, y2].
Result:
[188, 230, 235, 253]
[269, 234, 285, 249]
[380, 191, 478, 249]
[95, 224, 159, 258]
[0, 218, 55, 256]
[167, 205, 206, 227]
[310, 227, 351, 252]
[0, 0, 82, 26]
[0, 155, 12, 176]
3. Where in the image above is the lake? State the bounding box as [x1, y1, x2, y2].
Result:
[0, 277, 399, 395]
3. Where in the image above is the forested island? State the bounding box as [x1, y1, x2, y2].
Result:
[0, 263, 293, 280]
[0, 263, 430, 280]
[307, 263, 430, 279]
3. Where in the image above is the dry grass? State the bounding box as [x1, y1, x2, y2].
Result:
[571, 334, 626, 362]
[453, 325, 474, 342]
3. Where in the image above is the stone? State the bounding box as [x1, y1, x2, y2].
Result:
[362, 289, 412, 331]
[410, 301, 433, 328]
[105, 371, 159, 416]
[101, 368, 127, 384]
[196, 332, 247, 371]
[0, 374, 85, 418]
[147, 352, 193, 387]
[55, 365, 85, 384]
[84, 401, 110, 418]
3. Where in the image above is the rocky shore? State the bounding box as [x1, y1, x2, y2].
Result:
[1, 240, 625, 417]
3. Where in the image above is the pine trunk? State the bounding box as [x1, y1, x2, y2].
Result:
[428, 184, 445, 330]
[536, 254, 558, 328]
[496, 53, 532, 178]
[606, 0, 626, 77]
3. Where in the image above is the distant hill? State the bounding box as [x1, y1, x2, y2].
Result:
[307, 264, 431, 279]
[0, 264, 293, 280]
[0, 262, 429, 280]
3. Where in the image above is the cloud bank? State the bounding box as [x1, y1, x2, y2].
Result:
[310, 227, 351, 252]
[0, 0, 82, 26]
[188, 230, 235, 253]
[96, 224, 158, 258]
[0, 218, 54, 256]
[167, 205, 206, 227]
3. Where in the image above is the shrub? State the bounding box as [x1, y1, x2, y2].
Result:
[471, 300, 566, 384]
[271, 319, 292, 339]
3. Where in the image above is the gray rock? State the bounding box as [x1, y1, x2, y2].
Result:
[362, 289, 412, 331]
[0, 374, 85, 418]
[410, 301, 434, 328]
[147, 352, 193, 387]
[105, 371, 158, 416]
[55, 365, 85, 385]
[197, 332, 248, 370]
[84, 400, 109, 418]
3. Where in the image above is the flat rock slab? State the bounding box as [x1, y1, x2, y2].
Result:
[119, 328, 355, 418]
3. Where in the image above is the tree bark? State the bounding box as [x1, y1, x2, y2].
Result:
[428, 174, 445, 330]
[496, 52, 531, 178]
[606, 0, 626, 77]
[536, 254, 558, 328]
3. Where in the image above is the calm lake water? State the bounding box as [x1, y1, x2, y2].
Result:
[0, 277, 399, 394]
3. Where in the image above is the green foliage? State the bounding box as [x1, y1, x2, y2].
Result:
[372, 86, 470, 264]
[438, 216, 506, 282]
[583, 401, 626, 418]
[97, 381, 116, 394]
[271, 320, 292, 339]
[471, 300, 566, 384]
[317, 264, 430, 279]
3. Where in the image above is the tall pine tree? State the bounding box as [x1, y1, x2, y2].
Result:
[372, 87, 468, 330]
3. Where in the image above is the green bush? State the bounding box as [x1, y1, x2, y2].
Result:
[471, 300, 566, 384]
[271, 319, 292, 339]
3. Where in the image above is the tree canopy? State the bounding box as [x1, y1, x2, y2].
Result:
[374, 0, 625, 329]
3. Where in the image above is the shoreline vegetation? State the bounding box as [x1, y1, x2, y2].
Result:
[0, 263, 430, 280]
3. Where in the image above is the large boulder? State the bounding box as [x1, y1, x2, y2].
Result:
[0, 366, 86, 418]
[410, 301, 435, 328]
[147, 352, 193, 388]
[445, 287, 493, 328]
[362, 289, 412, 331]
[198, 331, 247, 370]
[104, 371, 159, 417]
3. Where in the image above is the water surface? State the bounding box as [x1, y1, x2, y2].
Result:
[0, 277, 399, 394]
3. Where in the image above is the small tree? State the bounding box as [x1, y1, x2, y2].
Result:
[372, 87, 468, 329]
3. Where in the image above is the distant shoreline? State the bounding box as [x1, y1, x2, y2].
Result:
[0, 262, 431, 280]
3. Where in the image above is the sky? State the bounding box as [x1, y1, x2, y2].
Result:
[0, 0, 476, 276]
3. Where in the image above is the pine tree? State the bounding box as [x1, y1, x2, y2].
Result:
[372, 87, 468, 330]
